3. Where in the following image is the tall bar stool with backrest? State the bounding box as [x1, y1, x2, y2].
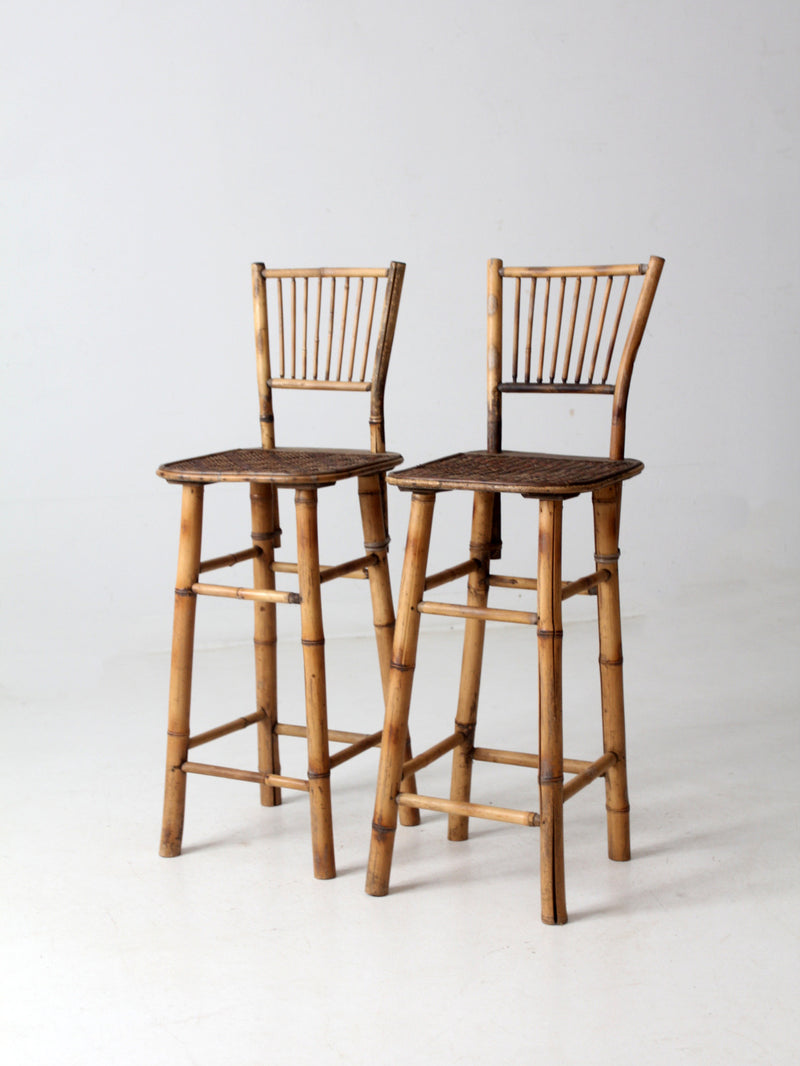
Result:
[366, 256, 664, 923]
[158, 262, 417, 879]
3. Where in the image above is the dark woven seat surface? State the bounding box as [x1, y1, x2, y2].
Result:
[387, 450, 643, 496]
[158, 447, 403, 486]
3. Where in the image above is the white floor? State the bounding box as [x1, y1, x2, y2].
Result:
[2, 577, 798, 1065]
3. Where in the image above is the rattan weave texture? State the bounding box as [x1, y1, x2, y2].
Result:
[388, 450, 643, 496]
[158, 447, 403, 485]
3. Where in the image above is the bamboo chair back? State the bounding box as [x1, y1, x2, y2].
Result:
[253, 264, 405, 454]
[488, 258, 664, 459]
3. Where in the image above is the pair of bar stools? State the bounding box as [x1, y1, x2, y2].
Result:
[157, 256, 664, 924]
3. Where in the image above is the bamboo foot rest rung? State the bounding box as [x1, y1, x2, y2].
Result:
[199, 546, 262, 573]
[487, 571, 609, 599]
[473, 747, 596, 774]
[396, 792, 540, 828]
[271, 560, 370, 581]
[424, 559, 481, 592]
[329, 730, 383, 768]
[561, 569, 611, 600]
[562, 752, 617, 801]
[416, 601, 538, 625]
[191, 582, 301, 604]
[319, 553, 378, 584]
[272, 724, 383, 768]
[402, 732, 461, 777]
[275, 723, 379, 745]
[188, 709, 267, 749]
[488, 573, 539, 591]
[181, 762, 310, 791]
[473, 747, 616, 798]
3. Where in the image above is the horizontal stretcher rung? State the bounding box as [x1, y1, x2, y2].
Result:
[181, 762, 309, 791]
[562, 752, 617, 801]
[472, 747, 599, 776]
[271, 561, 369, 581]
[329, 730, 383, 769]
[424, 559, 481, 592]
[275, 723, 380, 745]
[396, 793, 540, 828]
[192, 582, 301, 604]
[416, 601, 538, 625]
[199, 546, 262, 573]
[489, 573, 538, 591]
[561, 570, 610, 600]
[188, 709, 266, 748]
[403, 732, 461, 777]
[320, 553, 378, 584]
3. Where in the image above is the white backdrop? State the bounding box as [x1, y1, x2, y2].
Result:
[2, 0, 798, 699]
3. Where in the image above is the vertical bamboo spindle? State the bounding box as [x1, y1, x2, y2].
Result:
[359, 474, 419, 826]
[366, 492, 436, 896]
[250, 483, 281, 807]
[448, 490, 495, 841]
[537, 498, 567, 924]
[295, 487, 335, 879]
[593, 483, 631, 861]
[160, 483, 204, 857]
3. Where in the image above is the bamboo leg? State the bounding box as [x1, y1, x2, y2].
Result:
[448, 491, 495, 841]
[358, 474, 419, 826]
[593, 483, 631, 862]
[160, 484, 204, 857]
[537, 498, 567, 924]
[366, 492, 436, 896]
[295, 487, 335, 879]
[250, 483, 281, 807]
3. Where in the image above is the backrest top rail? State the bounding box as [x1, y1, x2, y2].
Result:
[262, 267, 389, 279]
[501, 264, 646, 279]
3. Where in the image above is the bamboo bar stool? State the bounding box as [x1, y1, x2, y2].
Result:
[157, 262, 416, 879]
[366, 256, 664, 923]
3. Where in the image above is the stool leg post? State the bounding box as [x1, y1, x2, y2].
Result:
[295, 487, 335, 879]
[366, 491, 436, 896]
[250, 483, 281, 807]
[448, 490, 495, 841]
[160, 483, 204, 857]
[593, 484, 631, 862]
[358, 474, 419, 827]
[537, 498, 567, 924]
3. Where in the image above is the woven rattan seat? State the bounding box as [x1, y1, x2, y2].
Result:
[157, 262, 414, 879]
[389, 451, 643, 496]
[367, 257, 664, 924]
[159, 446, 402, 486]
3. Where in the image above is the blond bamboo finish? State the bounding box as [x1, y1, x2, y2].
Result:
[251, 483, 281, 807]
[182, 762, 309, 791]
[188, 709, 265, 749]
[359, 473, 419, 826]
[593, 482, 631, 859]
[366, 493, 436, 896]
[365, 256, 663, 925]
[159, 484, 204, 857]
[397, 793, 540, 828]
[295, 488, 335, 878]
[537, 499, 567, 924]
[449, 491, 495, 840]
[157, 261, 406, 876]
